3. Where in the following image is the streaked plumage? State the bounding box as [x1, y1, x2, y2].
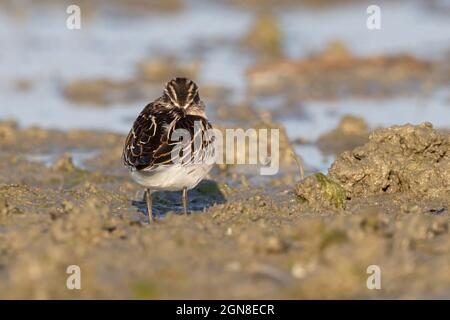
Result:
[122, 78, 214, 220]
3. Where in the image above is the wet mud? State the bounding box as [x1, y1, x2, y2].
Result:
[63, 58, 200, 106]
[247, 42, 450, 100]
[2, 121, 450, 299]
[1, 0, 450, 300]
[317, 115, 370, 156]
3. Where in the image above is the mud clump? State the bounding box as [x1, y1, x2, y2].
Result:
[317, 115, 370, 155]
[329, 123, 450, 198]
[232, 0, 358, 9]
[136, 57, 200, 82]
[0, 120, 18, 144]
[214, 119, 298, 173]
[247, 41, 448, 99]
[0, 197, 11, 217]
[296, 173, 346, 210]
[51, 154, 77, 172]
[63, 58, 200, 106]
[0, 195, 22, 217]
[296, 123, 450, 210]
[50, 198, 122, 244]
[4, 0, 184, 16]
[318, 40, 352, 60]
[14, 79, 33, 92]
[63, 79, 134, 106]
[241, 12, 283, 59]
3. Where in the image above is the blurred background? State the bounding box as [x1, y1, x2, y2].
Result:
[1, 0, 450, 171]
[2, 0, 450, 300]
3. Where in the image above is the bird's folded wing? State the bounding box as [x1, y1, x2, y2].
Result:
[123, 104, 214, 171]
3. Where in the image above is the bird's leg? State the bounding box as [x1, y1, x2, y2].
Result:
[182, 187, 188, 215]
[146, 188, 153, 222]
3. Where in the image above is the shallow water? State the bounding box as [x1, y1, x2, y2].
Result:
[1, 0, 450, 171]
[284, 89, 450, 141]
[24, 149, 99, 169]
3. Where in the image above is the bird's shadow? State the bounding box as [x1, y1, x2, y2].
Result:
[131, 179, 226, 218]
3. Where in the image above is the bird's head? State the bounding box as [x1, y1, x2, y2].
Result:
[163, 77, 205, 117]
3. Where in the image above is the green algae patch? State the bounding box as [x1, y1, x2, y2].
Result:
[314, 173, 346, 209]
[295, 173, 346, 211]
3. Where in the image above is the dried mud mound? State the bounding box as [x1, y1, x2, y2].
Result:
[317, 115, 370, 155]
[297, 123, 450, 209]
[330, 123, 450, 198]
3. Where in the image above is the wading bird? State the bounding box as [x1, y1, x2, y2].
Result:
[122, 77, 214, 221]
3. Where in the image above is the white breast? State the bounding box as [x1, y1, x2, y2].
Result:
[130, 163, 213, 191]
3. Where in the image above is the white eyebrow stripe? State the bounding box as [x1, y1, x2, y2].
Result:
[169, 83, 178, 101]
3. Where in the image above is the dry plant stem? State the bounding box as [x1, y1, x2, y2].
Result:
[291, 150, 305, 180]
[182, 187, 188, 214]
[146, 188, 153, 222]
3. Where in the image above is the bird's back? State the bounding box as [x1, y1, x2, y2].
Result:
[122, 101, 214, 172]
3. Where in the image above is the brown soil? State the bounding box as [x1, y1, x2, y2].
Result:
[241, 13, 284, 60]
[63, 58, 200, 106]
[247, 41, 450, 99]
[317, 115, 370, 155]
[2, 121, 450, 299]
